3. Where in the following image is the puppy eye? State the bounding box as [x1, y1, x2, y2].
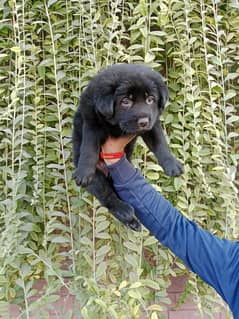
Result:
[146, 95, 155, 105]
[121, 98, 133, 109]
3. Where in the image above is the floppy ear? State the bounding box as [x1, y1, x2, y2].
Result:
[158, 83, 169, 111]
[94, 87, 114, 120]
[94, 94, 114, 119]
[150, 71, 169, 112]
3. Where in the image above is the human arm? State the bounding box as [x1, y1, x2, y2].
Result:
[101, 137, 239, 318]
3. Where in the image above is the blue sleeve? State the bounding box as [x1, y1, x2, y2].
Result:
[107, 156, 239, 318]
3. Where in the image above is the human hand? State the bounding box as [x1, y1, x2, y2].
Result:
[101, 135, 135, 165]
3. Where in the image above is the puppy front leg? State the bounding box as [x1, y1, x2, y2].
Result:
[74, 122, 100, 187]
[142, 120, 183, 177]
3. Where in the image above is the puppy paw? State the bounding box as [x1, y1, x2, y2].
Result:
[73, 168, 95, 187]
[127, 217, 142, 232]
[161, 157, 184, 177]
[109, 201, 141, 232]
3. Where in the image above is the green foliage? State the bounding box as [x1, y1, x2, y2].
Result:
[0, 0, 238, 318]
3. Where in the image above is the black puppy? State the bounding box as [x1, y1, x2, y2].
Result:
[73, 63, 183, 231]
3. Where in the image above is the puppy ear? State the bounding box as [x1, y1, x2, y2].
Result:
[158, 84, 169, 111]
[94, 94, 114, 119]
[150, 71, 169, 112]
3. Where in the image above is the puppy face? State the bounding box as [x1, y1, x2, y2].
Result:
[113, 83, 159, 134]
[92, 64, 168, 133]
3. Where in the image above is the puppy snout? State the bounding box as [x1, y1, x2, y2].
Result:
[137, 117, 149, 129]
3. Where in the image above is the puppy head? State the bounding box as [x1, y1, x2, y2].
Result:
[107, 78, 155, 133]
[94, 64, 168, 133]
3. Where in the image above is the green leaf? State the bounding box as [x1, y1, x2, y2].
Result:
[119, 280, 128, 290]
[96, 262, 107, 279]
[229, 2, 239, 9]
[225, 73, 238, 81]
[226, 115, 239, 125]
[128, 44, 144, 50]
[16, 279, 24, 288]
[151, 312, 159, 319]
[144, 236, 158, 246]
[50, 236, 70, 243]
[56, 71, 66, 81]
[48, 0, 58, 7]
[95, 221, 110, 233]
[123, 241, 140, 252]
[147, 304, 163, 312]
[96, 245, 111, 257]
[128, 289, 142, 299]
[146, 171, 159, 180]
[141, 279, 161, 290]
[10, 46, 20, 53]
[125, 254, 138, 268]
[129, 281, 142, 289]
[145, 52, 155, 63]
[150, 31, 167, 37]
[225, 90, 236, 101]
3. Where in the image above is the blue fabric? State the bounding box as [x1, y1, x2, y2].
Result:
[107, 155, 239, 318]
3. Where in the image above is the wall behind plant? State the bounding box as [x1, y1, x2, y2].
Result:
[0, 0, 238, 318]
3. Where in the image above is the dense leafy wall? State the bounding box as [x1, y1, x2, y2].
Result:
[0, 0, 238, 318]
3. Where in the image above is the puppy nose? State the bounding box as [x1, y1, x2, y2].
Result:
[138, 117, 149, 128]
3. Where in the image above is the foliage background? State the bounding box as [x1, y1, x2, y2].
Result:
[0, 0, 238, 318]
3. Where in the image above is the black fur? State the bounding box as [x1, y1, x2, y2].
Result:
[73, 63, 183, 231]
